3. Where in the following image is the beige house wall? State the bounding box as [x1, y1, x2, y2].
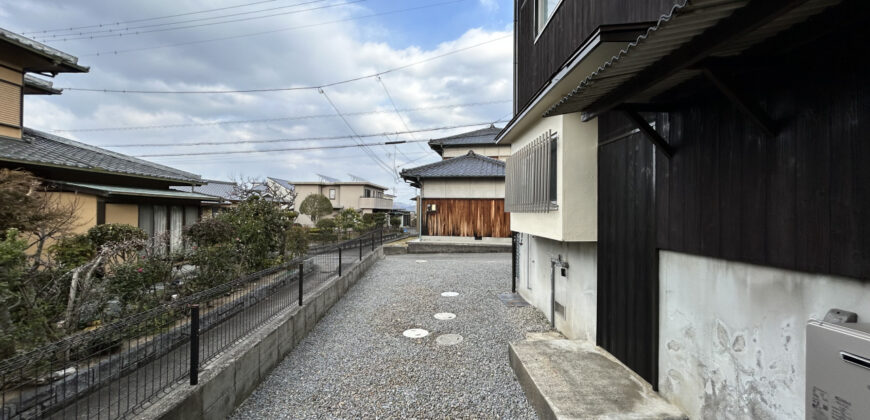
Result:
[287, 182, 392, 226]
[421, 178, 504, 199]
[442, 145, 511, 161]
[105, 203, 138, 226]
[507, 113, 597, 242]
[24, 192, 98, 255]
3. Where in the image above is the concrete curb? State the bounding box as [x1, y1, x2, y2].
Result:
[139, 248, 385, 420]
[407, 241, 510, 254]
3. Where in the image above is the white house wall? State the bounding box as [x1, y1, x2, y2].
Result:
[658, 250, 870, 419]
[517, 234, 597, 342]
[421, 178, 504, 199]
[442, 145, 511, 160]
[507, 113, 597, 242]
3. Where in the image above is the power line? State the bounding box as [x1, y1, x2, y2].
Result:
[59, 34, 512, 93]
[79, 0, 469, 57]
[50, 99, 510, 133]
[319, 88, 397, 179]
[376, 75, 430, 154]
[136, 138, 429, 158]
[39, 0, 367, 43]
[98, 121, 507, 148]
[24, 0, 286, 34]
[34, 0, 330, 40]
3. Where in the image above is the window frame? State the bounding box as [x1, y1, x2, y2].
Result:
[328, 188, 336, 200]
[533, 0, 565, 42]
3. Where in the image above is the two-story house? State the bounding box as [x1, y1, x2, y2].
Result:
[503, 1, 869, 418]
[268, 177, 394, 226]
[401, 126, 510, 239]
[1, 28, 213, 254]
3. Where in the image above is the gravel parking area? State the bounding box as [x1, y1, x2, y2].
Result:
[231, 253, 551, 419]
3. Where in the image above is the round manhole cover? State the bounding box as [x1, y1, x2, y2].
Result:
[415, 260, 428, 263]
[436, 334, 464, 346]
[403, 328, 429, 338]
[434, 312, 456, 320]
[441, 292, 459, 297]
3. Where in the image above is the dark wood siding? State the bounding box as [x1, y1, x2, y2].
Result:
[515, 0, 676, 111]
[597, 113, 660, 385]
[422, 198, 511, 238]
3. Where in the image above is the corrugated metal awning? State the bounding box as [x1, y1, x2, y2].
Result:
[54, 181, 218, 201]
[544, 0, 841, 118]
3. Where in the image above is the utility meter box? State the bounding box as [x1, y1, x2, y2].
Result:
[806, 320, 870, 419]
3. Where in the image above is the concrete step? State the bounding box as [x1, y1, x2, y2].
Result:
[509, 338, 686, 420]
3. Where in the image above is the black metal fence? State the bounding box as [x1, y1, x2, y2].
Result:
[0, 228, 403, 419]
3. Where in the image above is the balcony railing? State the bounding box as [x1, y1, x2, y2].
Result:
[358, 196, 393, 210]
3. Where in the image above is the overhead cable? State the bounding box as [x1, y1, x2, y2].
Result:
[59, 34, 511, 93]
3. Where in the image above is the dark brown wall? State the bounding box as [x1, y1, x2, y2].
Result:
[514, 0, 676, 111]
[422, 198, 511, 238]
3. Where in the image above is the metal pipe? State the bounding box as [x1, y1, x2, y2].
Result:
[511, 231, 517, 293]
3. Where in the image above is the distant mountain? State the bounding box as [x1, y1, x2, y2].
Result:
[392, 202, 416, 211]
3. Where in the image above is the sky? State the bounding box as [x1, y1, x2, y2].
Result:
[0, 0, 514, 206]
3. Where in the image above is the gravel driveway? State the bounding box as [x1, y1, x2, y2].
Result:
[231, 253, 551, 419]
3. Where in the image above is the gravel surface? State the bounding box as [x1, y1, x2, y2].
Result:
[231, 253, 552, 419]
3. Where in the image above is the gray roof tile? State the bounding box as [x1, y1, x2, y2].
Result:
[400, 151, 505, 180]
[171, 180, 239, 201]
[0, 128, 201, 183]
[428, 125, 503, 148]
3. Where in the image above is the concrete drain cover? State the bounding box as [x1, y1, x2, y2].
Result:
[415, 260, 428, 263]
[434, 312, 456, 320]
[436, 334, 463, 346]
[441, 292, 459, 297]
[403, 328, 429, 338]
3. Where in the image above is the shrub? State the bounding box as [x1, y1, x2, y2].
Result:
[50, 234, 95, 268]
[285, 226, 310, 259]
[87, 224, 147, 248]
[106, 255, 173, 315]
[390, 216, 401, 227]
[186, 243, 239, 292]
[186, 217, 236, 247]
[299, 194, 333, 223]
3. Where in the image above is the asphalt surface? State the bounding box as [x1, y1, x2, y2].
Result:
[232, 253, 552, 419]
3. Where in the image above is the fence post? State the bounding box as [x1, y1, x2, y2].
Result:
[511, 232, 517, 293]
[371, 232, 374, 251]
[189, 304, 200, 385]
[338, 247, 342, 277]
[298, 262, 304, 306]
[359, 237, 362, 261]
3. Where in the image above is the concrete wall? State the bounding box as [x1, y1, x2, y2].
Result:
[141, 247, 384, 420]
[516, 234, 597, 342]
[105, 203, 138, 226]
[508, 113, 597, 242]
[421, 178, 504, 199]
[442, 145, 511, 160]
[658, 251, 870, 419]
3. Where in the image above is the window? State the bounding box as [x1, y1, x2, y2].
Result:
[505, 129, 558, 213]
[138, 204, 200, 254]
[535, 0, 561, 36]
[364, 189, 372, 198]
[329, 188, 336, 199]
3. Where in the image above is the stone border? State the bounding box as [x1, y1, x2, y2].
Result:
[139, 248, 385, 420]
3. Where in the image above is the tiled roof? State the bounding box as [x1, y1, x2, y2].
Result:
[0, 27, 88, 73]
[0, 128, 201, 184]
[400, 151, 505, 183]
[428, 125, 503, 149]
[171, 180, 239, 201]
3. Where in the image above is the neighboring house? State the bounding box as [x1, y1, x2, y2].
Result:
[427, 124, 510, 161]
[502, 1, 870, 418]
[0, 28, 212, 253]
[401, 150, 509, 239]
[171, 179, 241, 216]
[267, 177, 393, 226]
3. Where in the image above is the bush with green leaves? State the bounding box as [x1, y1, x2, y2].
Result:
[335, 208, 361, 239]
[185, 216, 236, 247]
[185, 243, 240, 293]
[87, 224, 147, 249]
[49, 234, 95, 268]
[390, 216, 401, 227]
[220, 196, 297, 271]
[106, 255, 173, 316]
[313, 218, 337, 242]
[285, 226, 310, 259]
[0, 229, 28, 358]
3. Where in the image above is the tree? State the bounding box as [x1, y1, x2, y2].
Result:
[299, 194, 333, 223]
[335, 208, 361, 239]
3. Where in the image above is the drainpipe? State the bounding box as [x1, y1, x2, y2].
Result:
[549, 255, 568, 329]
[417, 177, 423, 240]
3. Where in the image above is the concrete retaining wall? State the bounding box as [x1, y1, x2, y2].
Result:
[140, 248, 384, 420]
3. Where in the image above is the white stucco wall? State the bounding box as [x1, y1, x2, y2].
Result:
[508, 113, 597, 242]
[442, 145, 511, 160]
[659, 251, 870, 419]
[421, 178, 504, 199]
[516, 234, 597, 342]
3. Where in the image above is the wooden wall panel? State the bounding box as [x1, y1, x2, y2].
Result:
[422, 199, 510, 238]
[515, 0, 676, 111]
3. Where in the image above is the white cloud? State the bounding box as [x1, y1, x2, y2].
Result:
[6, 1, 513, 204]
